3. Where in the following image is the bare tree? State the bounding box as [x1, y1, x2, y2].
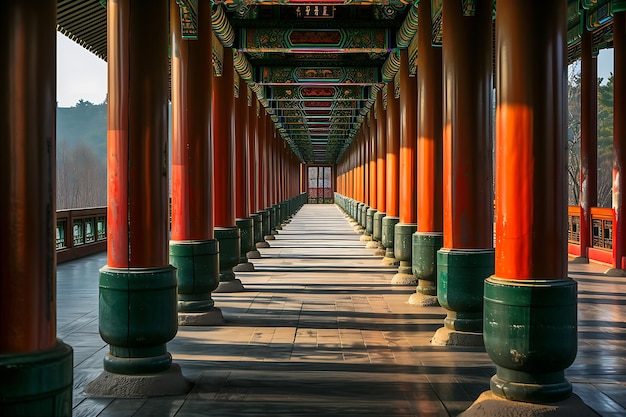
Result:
[567, 64, 581, 206]
[57, 140, 106, 209]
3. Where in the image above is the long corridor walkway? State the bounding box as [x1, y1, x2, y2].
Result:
[58, 204, 626, 416]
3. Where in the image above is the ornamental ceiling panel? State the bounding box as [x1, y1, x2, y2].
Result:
[240, 27, 392, 53]
[55, 0, 617, 164]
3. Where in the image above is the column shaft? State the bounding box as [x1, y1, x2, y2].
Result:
[613, 11, 626, 270]
[213, 48, 236, 228]
[369, 110, 377, 210]
[248, 97, 258, 214]
[212, 47, 242, 290]
[484, 0, 576, 403]
[392, 49, 417, 283]
[382, 81, 401, 263]
[386, 82, 400, 218]
[411, 0, 444, 305]
[579, 29, 597, 260]
[1, 0, 57, 354]
[433, 0, 494, 343]
[93, 0, 183, 385]
[0, 1, 73, 413]
[376, 90, 386, 214]
[373, 89, 387, 246]
[169, 0, 221, 318]
[171, 2, 213, 242]
[398, 49, 417, 225]
[108, 0, 169, 268]
[235, 78, 250, 220]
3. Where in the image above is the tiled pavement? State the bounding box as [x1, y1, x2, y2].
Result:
[57, 204, 626, 416]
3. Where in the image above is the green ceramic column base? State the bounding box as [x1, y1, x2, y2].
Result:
[366, 208, 376, 236]
[255, 211, 270, 248]
[234, 218, 255, 271]
[391, 223, 417, 285]
[275, 204, 282, 230]
[371, 212, 386, 256]
[373, 211, 384, 242]
[214, 227, 243, 292]
[236, 217, 255, 258]
[0, 340, 73, 416]
[353, 201, 360, 222]
[260, 209, 270, 237]
[432, 248, 494, 346]
[381, 216, 400, 265]
[251, 213, 263, 244]
[485, 277, 577, 403]
[280, 201, 289, 225]
[169, 239, 219, 313]
[360, 205, 368, 229]
[270, 205, 278, 233]
[99, 265, 178, 374]
[409, 232, 443, 306]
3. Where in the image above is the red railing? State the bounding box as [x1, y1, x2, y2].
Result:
[568, 206, 614, 265]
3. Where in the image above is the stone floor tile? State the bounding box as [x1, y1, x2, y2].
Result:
[56, 204, 626, 416]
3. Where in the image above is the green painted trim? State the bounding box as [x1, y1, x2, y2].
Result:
[169, 239, 219, 313]
[212, 3, 234, 46]
[215, 227, 241, 282]
[437, 248, 494, 332]
[412, 232, 443, 295]
[99, 265, 178, 374]
[176, 0, 198, 39]
[485, 277, 577, 403]
[0, 340, 73, 416]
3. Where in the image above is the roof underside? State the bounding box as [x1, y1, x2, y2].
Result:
[57, 0, 615, 164]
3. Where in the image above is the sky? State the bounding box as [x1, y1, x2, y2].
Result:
[56, 32, 616, 108]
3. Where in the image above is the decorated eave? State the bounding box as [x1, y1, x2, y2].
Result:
[56, 0, 624, 165]
[57, 0, 107, 61]
[225, 1, 411, 164]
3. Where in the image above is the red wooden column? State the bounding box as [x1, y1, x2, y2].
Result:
[577, 29, 598, 262]
[392, 49, 418, 284]
[249, 97, 264, 249]
[612, 10, 626, 272]
[88, 0, 188, 396]
[357, 123, 369, 229]
[373, 88, 387, 251]
[233, 80, 257, 269]
[353, 134, 361, 223]
[481, 0, 578, 405]
[364, 108, 378, 243]
[431, 0, 494, 346]
[265, 115, 278, 237]
[0, 1, 73, 412]
[169, 0, 222, 325]
[410, 0, 444, 306]
[212, 48, 243, 292]
[256, 110, 271, 243]
[382, 81, 401, 264]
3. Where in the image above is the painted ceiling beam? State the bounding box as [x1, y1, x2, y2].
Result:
[215, 0, 412, 6]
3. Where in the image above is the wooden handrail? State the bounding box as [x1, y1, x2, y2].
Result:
[56, 206, 107, 263]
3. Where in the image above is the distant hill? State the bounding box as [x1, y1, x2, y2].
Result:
[56, 100, 172, 154]
[56, 100, 107, 155]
